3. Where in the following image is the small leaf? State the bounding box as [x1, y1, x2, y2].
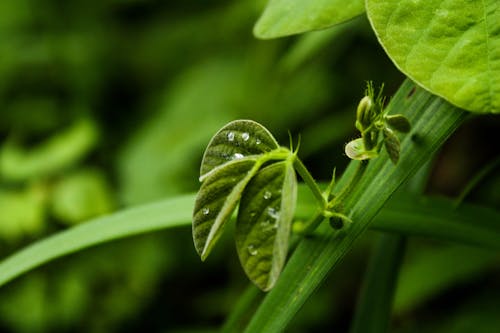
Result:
[193, 158, 259, 260]
[200, 120, 279, 179]
[345, 138, 378, 160]
[383, 128, 400, 164]
[235, 160, 297, 291]
[385, 114, 411, 133]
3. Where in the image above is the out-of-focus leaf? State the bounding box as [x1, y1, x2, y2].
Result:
[254, 0, 365, 39]
[366, 0, 500, 113]
[236, 160, 297, 291]
[0, 184, 47, 241]
[0, 118, 99, 182]
[51, 169, 115, 225]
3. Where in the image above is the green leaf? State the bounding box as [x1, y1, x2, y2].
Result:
[0, 118, 99, 181]
[200, 120, 279, 179]
[345, 138, 378, 160]
[254, 0, 365, 39]
[366, 0, 500, 113]
[236, 160, 297, 291]
[383, 127, 400, 164]
[385, 114, 411, 133]
[193, 158, 259, 260]
[51, 169, 115, 225]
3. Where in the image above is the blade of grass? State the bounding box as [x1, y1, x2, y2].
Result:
[371, 194, 500, 249]
[0, 194, 194, 288]
[349, 234, 406, 333]
[220, 285, 263, 333]
[243, 79, 469, 332]
[393, 244, 499, 314]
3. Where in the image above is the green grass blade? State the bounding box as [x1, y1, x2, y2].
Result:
[393, 244, 499, 314]
[372, 194, 500, 250]
[349, 234, 406, 333]
[243, 80, 468, 332]
[0, 194, 195, 288]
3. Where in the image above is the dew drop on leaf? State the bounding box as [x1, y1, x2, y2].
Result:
[233, 153, 244, 160]
[263, 191, 272, 200]
[247, 244, 258, 256]
[202, 207, 210, 215]
[267, 207, 279, 219]
[255, 139, 261, 145]
[227, 131, 235, 141]
[241, 132, 250, 141]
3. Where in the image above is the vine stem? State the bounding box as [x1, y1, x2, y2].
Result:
[330, 160, 368, 207]
[293, 157, 326, 209]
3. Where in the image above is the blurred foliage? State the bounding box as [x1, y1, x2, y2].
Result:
[0, 1, 498, 332]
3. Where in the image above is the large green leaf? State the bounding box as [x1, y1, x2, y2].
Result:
[254, 0, 365, 39]
[193, 158, 259, 260]
[236, 160, 297, 291]
[367, 0, 500, 113]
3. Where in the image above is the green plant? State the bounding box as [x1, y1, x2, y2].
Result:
[192, 84, 412, 290]
[0, 1, 498, 332]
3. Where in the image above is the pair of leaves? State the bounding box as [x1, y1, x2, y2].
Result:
[192, 120, 297, 291]
[255, 0, 500, 114]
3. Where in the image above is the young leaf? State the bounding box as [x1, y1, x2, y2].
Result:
[200, 120, 280, 179]
[235, 160, 297, 291]
[345, 138, 378, 160]
[385, 114, 411, 133]
[383, 128, 400, 164]
[193, 158, 259, 260]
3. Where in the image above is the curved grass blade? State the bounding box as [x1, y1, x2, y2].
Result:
[193, 157, 260, 260]
[0, 194, 194, 289]
[200, 120, 279, 179]
[236, 160, 297, 291]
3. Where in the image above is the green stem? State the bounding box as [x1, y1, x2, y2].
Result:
[293, 157, 326, 209]
[331, 160, 368, 207]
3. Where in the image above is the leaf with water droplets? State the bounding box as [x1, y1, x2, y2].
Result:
[199, 120, 280, 180]
[193, 157, 260, 260]
[235, 159, 297, 291]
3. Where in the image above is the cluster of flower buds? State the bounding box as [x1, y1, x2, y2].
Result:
[346, 83, 411, 164]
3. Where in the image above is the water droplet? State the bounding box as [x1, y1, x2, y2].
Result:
[260, 220, 270, 227]
[241, 132, 250, 141]
[268, 207, 280, 219]
[227, 131, 235, 141]
[247, 244, 258, 256]
[255, 139, 261, 145]
[202, 207, 210, 215]
[263, 191, 272, 200]
[233, 153, 244, 160]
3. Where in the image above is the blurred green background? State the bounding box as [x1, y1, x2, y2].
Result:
[0, 1, 498, 332]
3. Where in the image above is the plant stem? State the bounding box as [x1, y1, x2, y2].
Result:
[293, 156, 326, 209]
[331, 160, 368, 207]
